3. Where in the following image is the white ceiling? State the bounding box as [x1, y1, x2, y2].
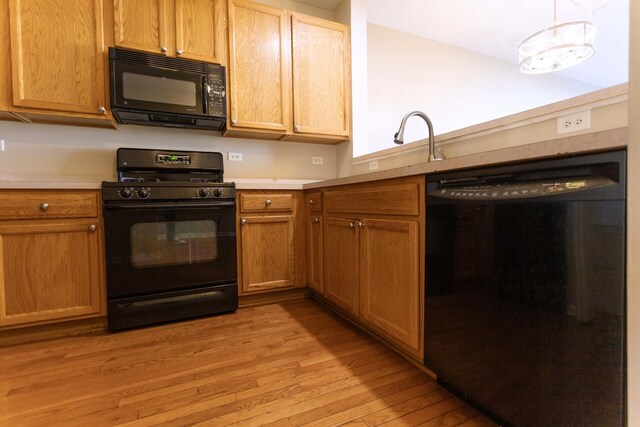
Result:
[296, 0, 629, 88]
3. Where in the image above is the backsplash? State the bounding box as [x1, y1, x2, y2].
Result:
[0, 121, 338, 181]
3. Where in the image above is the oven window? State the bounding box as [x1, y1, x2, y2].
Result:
[122, 72, 197, 106]
[130, 220, 217, 268]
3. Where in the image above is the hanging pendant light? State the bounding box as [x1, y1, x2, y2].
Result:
[519, 0, 596, 74]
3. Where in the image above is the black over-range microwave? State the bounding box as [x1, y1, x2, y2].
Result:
[109, 47, 226, 131]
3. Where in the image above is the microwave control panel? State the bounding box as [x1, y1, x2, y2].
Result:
[206, 65, 226, 118]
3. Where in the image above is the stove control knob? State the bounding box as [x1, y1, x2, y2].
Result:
[120, 188, 133, 199]
[199, 188, 210, 198]
[213, 188, 223, 198]
[138, 189, 150, 199]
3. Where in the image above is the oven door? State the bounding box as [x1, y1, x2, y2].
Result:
[103, 201, 236, 299]
[111, 60, 205, 116]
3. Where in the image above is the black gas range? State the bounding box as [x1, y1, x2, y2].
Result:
[102, 148, 238, 331]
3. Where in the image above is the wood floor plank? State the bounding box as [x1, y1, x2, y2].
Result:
[0, 299, 495, 427]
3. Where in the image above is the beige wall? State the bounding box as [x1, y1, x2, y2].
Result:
[0, 121, 338, 181]
[344, 100, 627, 176]
[627, 0, 639, 424]
[365, 23, 600, 157]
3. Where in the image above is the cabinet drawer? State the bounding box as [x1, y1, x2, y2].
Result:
[0, 191, 99, 219]
[325, 183, 420, 216]
[305, 191, 323, 212]
[240, 193, 294, 212]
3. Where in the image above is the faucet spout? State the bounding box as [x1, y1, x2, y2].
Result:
[393, 111, 445, 162]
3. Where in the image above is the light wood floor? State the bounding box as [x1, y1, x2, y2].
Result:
[0, 299, 496, 426]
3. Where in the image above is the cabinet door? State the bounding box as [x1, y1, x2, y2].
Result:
[9, 0, 107, 115]
[306, 215, 323, 293]
[175, 0, 225, 64]
[324, 217, 359, 315]
[291, 13, 350, 138]
[0, 3, 12, 112]
[113, 0, 171, 55]
[360, 218, 422, 354]
[227, 0, 291, 132]
[239, 215, 295, 293]
[0, 220, 103, 327]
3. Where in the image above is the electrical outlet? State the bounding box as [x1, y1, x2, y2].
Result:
[369, 160, 379, 170]
[557, 110, 591, 134]
[312, 156, 324, 165]
[228, 152, 243, 161]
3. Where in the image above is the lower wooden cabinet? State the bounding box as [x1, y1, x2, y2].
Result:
[360, 218, 421, 353]
[0, 190, 105, 329]
[239, 215, 295, 293]
[324, 217, 359, 315]
[318, 176, 425, 361]
[237, 190, 305, 295]
[305, 214, 323, 293]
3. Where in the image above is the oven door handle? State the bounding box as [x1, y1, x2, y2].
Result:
[104, 201, 236, 211]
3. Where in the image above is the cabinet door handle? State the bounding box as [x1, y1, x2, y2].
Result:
[309, 199, 315, 204]
[240, 218, 247, 225]
[349, 222, 356, 229]
[314, 217, 320, 224]
[98, 106, 106, 114]
[39, 203, 49, 211]
[88, 224, 97, 232]
[231, 119, 237, 125]
[294, 124, 300, 131]
[176, 49, 183, 55]
[265, 199, 272, 207]
[160, 45, 168, 53]
[358, 221, 364, 229]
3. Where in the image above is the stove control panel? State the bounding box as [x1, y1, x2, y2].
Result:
[197, 187, 227, 198]
[102, 183, 236, 202]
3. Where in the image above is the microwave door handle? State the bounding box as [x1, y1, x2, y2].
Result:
[203, 76, 209, 116]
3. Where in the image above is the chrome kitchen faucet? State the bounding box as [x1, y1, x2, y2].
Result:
[393, 111, 445, 162]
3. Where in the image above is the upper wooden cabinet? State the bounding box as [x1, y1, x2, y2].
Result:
[226, 0, 351, 143]
[291, 13, 350, 140]
[113, 0, 169, 55]
[7, 0, 109, 117]
[227, 0, 291, 135]
[113, 0, 226, 64]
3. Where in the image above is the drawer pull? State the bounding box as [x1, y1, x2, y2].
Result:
[358, 221, 365, 229]
[314, 217, 320, 224]
[265, 199, 272, 207]
[241, 218, 247, 226]
[309, 199, 315, 204]
[349, 222, 356, 230]
[88, 224, 97, 232]
[39, 203, 49, 211]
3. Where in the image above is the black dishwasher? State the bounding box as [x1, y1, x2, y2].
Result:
[425, 150, 626, 426]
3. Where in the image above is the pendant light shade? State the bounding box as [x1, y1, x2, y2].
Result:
[519, 0, 596, 74]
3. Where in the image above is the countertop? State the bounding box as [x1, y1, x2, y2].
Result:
[304, 127, 628, 189]
[0, 128, 627, 191]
